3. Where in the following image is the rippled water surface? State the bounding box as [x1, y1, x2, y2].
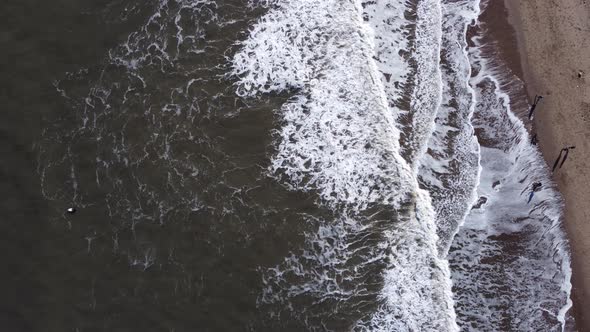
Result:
[1, 0, 574, 331]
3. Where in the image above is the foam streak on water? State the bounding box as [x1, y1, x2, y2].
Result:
[232, 0, 458, 330]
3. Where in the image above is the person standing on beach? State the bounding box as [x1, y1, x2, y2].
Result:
[528, 95, 543, 120]
[527, 182, 542, 204]
[552, 149, 564, 172]
[530, 133, 538, 145]
[559, 145, 576, 168]
[552, 145, 576, 172]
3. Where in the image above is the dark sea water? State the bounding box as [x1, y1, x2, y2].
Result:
[2, 1, 296, 330]
[1, 0, 575, 331]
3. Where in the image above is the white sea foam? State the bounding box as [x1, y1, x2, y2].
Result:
[448, 15, 573, 330]
[232, 0, 415, 208]
[417, 0, 481, 255]
[232, 0, 458, 330]
[362, 0, 412, 108]
[356, 189, 457, 331]
[400, 0, 443, 165]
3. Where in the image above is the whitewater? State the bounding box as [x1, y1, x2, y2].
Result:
[231, 0, 573, 330]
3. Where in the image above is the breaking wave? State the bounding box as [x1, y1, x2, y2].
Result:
[231, 0, 459, 330]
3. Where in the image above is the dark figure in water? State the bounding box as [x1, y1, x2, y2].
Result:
[527, 182, 542, 204]
[528, 95, 543, 120]
[531, 134, 538, 145]
[552, 145, 576, 172]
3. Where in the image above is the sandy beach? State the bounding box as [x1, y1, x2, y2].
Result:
[505, 0, 590, 329]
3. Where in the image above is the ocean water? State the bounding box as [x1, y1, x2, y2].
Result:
[1, 0, 574, 330]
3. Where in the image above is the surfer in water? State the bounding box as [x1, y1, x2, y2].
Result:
[528, 95, 543, 120]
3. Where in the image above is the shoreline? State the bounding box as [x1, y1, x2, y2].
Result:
[503, 0, 590, 330]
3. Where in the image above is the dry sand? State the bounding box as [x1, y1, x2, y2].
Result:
[506, 0, 590, 329]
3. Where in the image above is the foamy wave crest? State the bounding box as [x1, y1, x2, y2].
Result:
[417, 0, 481, 255]
[259, 213, 388, 327]
[399, 0, 443, 165]
[362, 0, 412, 106]
[231, 0, 458, 330]
[356, 190, 457, 331]
[260, 199, 458, 331]
[231, 0, 414, 208]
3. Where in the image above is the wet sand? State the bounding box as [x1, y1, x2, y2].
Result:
[505, 0, 590, 329]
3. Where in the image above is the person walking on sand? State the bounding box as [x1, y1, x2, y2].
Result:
[527, 182, 542, 204]
[531, 133, 538, 145]
[552, 145, 576, 172]
[528, 95, 543, 120]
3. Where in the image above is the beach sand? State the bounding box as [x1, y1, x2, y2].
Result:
[505, 0, 590, 329]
